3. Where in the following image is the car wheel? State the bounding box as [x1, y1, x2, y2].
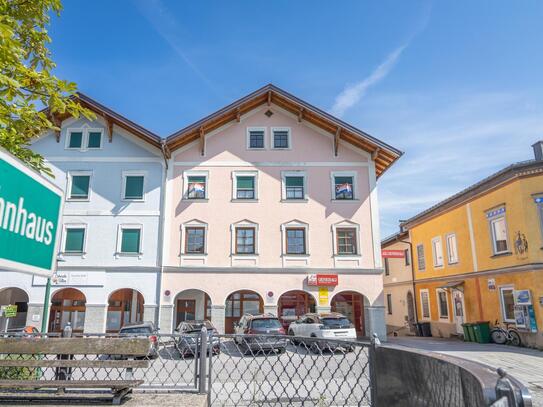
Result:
[288, 330, 298, 345]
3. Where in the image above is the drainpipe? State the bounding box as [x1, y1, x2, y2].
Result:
[396, 237, 419, 326]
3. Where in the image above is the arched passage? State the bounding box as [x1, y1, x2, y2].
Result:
[106, 289, 144, 332]
[225, 290, 263, 333]
[277, 290, 316, 330]
[0, 287, 29, 331]
[174, 289, 212, 329]
[49, 288, 86, 332]
[331, 291, 366, 336]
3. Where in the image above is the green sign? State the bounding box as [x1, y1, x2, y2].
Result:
[0, 149, 63, 277]
[2, 304, 17, 318]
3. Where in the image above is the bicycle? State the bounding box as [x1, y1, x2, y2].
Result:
[490, 320, 522, 346]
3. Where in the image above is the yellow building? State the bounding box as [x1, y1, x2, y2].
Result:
[401, 142, 543, 348]
[381, 231, 416, 335]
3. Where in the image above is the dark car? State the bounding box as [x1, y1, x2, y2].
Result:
[233, 314, 287, 354]
[175, 320, 220, 356]
[118, 321, 158, 359]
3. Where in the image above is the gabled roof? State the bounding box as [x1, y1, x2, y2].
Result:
[46, 92, 162, 149]
[401, 159, 543, 229]
[165, 84, 402, 177]
[381, 230, 409, 247]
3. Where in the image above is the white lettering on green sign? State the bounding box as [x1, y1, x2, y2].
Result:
[0, 197, 55, 245]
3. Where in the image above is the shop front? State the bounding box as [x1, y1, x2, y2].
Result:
[278, 290, 316, 330]
[331, 291, 365, 336]
[225, 290, 263, 333]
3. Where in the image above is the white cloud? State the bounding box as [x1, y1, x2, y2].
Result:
[330, 45, 407, 118]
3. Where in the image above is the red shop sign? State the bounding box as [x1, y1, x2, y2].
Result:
[307, 274, 338, 287]
[382, 250, 405, 259]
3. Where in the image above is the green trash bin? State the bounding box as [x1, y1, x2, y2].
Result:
[462, 323, 473, 341]
[472, 321, 491, 343]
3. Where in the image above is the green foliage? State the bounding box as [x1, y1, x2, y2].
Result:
[0, 354, 39, 380]
[0, 0, 94, 175]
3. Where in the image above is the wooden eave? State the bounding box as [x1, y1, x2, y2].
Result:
[166, 84, 402, 177]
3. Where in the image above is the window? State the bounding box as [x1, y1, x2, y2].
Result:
[64, 227, 86, 254]
[437, 289, 449, 319]
[118, 226, 142, 255]
[185, 227, 205, 254]
[68, 172, 91, 200]
[68, 131, 83, 149]
[285, 176, 304, 199]
[286, 228, 306, 254]
[420, 290, 430, 319]
[235, 227, 255, 254]
[446, 234, 458, 264]
[66, 128, 103, 150]
[386, 294, 392, 315]
[432, 237, 444, 267]
[247, 128, 265, 149]
[123, 174, 145, 200]
[499, 287, 515, 322]
[417, 244, 426, 271]
[186, 175, 207, 199]
[271, 127, 290, 149]
[404, 249, 410, 266]
[487, 207, 509, 254]
[535, 196, 543, 241]
[236, 176, 255, 199]
[333, 175, 354, 200]
[384, 257, 390, 276]
[336, 228, 358, 255]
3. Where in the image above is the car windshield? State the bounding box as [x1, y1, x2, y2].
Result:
[321, 318, 352, 327]
[120, 327, 152, 334]
[251, 319, 282, 329]
[182, 321, 214, 333]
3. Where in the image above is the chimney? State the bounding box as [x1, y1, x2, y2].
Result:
[533, 141, 543, 161]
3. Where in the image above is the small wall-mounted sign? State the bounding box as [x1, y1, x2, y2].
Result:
[318, 287, 329, 306]
[487, 278, 496, 290]
[308, 274, 338, 287]
[164, 290, 171, 297]
[382, 250, 405, 259]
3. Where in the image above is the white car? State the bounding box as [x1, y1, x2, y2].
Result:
[288, 313, 357, 350]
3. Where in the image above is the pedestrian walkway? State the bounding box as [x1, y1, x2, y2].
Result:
[390, 336, 543, 406]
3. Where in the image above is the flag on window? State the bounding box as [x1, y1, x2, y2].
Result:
[336, 183, 352, 195]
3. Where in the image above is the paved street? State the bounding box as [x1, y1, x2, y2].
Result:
[390, 336, 543, 406]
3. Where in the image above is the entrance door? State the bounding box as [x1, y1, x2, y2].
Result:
[176, 299, 196, 326]
[452, 290, 465, 334]
[331, 292, 364, 336]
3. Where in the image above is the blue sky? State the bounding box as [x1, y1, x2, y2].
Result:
[49, 1, 543, 237]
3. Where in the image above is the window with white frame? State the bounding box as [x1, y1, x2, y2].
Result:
[67, 171, 92, 201]
[432, 236, 444, 267]
[420, 290, 430, 319]
[331, 171, 356, 200]
[181, 220, 208, 255]
[499, 286, 515, 322]
[63, 225, 87, 255]
[231, 221, 259, 256]
[271, 127, 290, 149]
[281, 221, 309, 256]
[417, 244, 426, 271]
[281, 171, 306, 200]
[446, 233, 458, 264]
[117, 225, 142, 255]
[487, 207, 509, 254]
[247, 127, 266, 149]
[184, 171, 208, 200]
[66, 128, 103, 151]
[437, 289, 449, 319]
[122, 172, 145, 201]
[232, 171, 258, 200]
[336, 228, 358, 255]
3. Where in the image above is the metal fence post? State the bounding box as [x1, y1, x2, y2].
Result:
[369, 333, 381, 407]
[198, 326, 208, 394]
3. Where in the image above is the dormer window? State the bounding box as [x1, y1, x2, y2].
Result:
[66, 128, 103, 151]
[271, 127, 291, 149]
[68, 131, 83, 149]
[87, 131, 102, 149]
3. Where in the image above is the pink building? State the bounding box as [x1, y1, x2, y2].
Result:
[159, 85, 401, 338]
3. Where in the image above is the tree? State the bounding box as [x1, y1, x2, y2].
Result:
[0, 0, 93, 175]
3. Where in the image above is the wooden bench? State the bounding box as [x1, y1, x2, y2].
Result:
[0, 337, 151, 404]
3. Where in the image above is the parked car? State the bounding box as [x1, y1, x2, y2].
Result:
[175, 320, 220, 356]
[118, 321, 159, 359]
[287, 313, 356, 352]
[233, 313, 287, 354]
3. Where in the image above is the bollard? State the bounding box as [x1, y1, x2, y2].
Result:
[56, 322, 73, 384]
[198, 326, 208, 394]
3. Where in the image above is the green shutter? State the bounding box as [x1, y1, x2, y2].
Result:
[88, 132, 102, 148]
[188, 176, 206, 183]
[121, 229, 141, 253]
[236, 176, 254, 189]
[65, 228, 85, 252]
[125, 176, 144, 199]
[285, 176, 303, 187]
[71, 176, 90, 198]
[68, 132, 83, 148]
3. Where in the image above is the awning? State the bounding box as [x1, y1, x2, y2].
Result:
[440, 280, 464, 290]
